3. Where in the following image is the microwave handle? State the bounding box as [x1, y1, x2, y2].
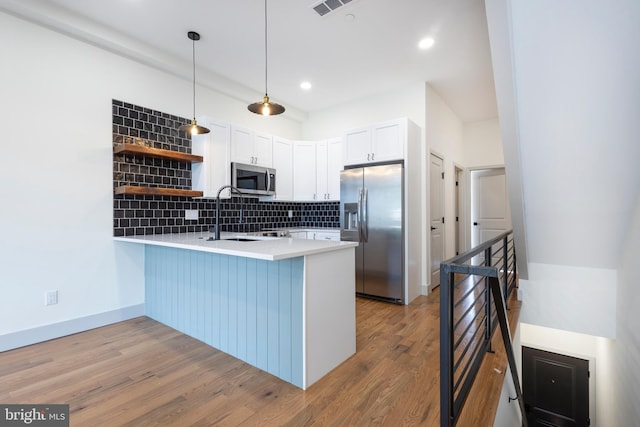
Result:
[266, 170, 271, 192]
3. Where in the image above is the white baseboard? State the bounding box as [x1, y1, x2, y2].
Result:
[0, 304, 145, 352]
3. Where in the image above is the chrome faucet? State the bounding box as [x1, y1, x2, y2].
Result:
[214, 184, 244, 240]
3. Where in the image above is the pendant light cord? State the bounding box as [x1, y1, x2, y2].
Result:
[192, 37, 196, 118]
[264, 0, 268, 97]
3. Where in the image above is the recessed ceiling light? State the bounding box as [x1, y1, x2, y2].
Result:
[345, 13, 355, 22]
[300, 81, 312, 90]
[418, 37, 435, 50]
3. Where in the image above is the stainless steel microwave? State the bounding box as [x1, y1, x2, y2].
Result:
[231, 162, 276, 196]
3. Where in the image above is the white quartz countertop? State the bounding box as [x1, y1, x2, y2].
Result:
[114, 232, 357, 261]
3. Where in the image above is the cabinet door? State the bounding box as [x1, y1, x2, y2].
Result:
[326, 137, 343, 200]
[293, 141, 317, 200]
[290, 231, 307, 239]
[272, 137, 293, 200]
[371, 119, 404, 162]
[316, 141, 328, 200]
[191, 119, 231, 198]
[313, 231, 340, 241]
[253, 132, 273, 167]
[343, 127, 371, 166]
[230, 126, 254, 165]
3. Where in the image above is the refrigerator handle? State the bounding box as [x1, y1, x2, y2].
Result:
[362, 188, 368, 242]
[357, 188, 363, 242]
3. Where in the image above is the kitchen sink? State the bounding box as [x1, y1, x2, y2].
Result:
[222, 237, 260, 242]
[205, 236, 261, 242]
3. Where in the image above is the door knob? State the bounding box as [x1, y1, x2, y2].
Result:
[473, 222, 478, 226]
[431, 226, 436, 231]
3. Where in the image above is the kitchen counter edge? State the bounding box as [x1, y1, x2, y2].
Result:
[114, 233, 357, 261]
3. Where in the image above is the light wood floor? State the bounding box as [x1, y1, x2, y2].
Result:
[0, 289, 520, 426]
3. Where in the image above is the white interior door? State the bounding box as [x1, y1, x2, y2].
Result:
[430, 154, 445, 288]
[471, 168, 511, 264]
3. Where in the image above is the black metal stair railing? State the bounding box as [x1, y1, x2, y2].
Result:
[439, 230, 526, 427]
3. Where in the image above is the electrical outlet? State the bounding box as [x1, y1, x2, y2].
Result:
[185, 209, 199, 220]
[45, 290, 58, 306]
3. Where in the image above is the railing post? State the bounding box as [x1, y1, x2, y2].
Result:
[440, 266, 454, 427]
[503, 235, 509, 307]
[489, 276, 528, 427]
[484, 247, 493, 353]
[514, 248, 518, 291]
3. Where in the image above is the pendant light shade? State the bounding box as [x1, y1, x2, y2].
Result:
[179, 31, 210, 135]
[248, 0, 285, 116]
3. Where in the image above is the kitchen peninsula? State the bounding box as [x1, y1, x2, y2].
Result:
[115, 233, 358, 389]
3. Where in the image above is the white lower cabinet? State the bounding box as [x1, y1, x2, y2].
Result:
[288, 230, 340, 241]
[309, 231, 340, 241]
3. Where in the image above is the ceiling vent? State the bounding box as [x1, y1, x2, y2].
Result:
[311, 0, 354, 17]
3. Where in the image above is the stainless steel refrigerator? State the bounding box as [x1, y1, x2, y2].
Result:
[340, 162, 404, 303]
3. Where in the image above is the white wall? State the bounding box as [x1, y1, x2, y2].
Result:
[494, 324, 522, 427]
[518, 264, 616, 339]
[301, 82, 426, 140]
[424, 84, 464, 273]
[610, 193, 640, 425]
[508, 0, 640, 270]
[462, 118, 504, 167]
[487, 1, 640, 422]
[0, 11, 301, 347]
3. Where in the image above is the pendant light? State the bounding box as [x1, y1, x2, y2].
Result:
[179, 31, 210, 135]
[248, 0, 285, 116]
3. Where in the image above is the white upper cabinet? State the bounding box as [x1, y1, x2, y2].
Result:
[272, 137, 293, 201]
[316, 137, 343, 201]
[316, 141, 328, 200]
[372, 120, 404, 161]
[343, 127, 370, 165]
[343, 119, 406, 166]
[231, 125, 273, 167]
[293, 141, 317, 201]
[191, 119, 231, 198]
[327, 137, 343, 201]
[253, 132, 273, 167]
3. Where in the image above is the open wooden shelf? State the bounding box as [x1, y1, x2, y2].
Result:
[114, 186, 203, 198]
[114, 143, 203, 163]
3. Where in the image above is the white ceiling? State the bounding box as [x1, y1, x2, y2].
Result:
[7, 0, 497, 122]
